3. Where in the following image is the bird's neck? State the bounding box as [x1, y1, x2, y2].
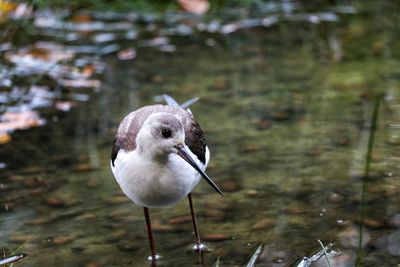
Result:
[138, 145, 169, 164]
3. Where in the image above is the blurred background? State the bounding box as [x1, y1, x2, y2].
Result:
[0, 0, 399, 266]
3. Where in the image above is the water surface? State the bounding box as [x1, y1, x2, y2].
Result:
[1, 1, 400, 266]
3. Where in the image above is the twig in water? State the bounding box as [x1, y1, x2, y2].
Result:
[244, 243, 264, 267]
[317, 239, 332, 267]
[356, 94, 382, 266]
[213, 256, 220, 267]
[0, 253, 28, 266]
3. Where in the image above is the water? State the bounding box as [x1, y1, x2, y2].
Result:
[1, 1, 400, 266]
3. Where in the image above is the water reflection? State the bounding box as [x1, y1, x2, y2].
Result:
[1, 1, 400, 266]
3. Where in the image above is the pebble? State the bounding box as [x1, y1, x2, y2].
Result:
[256, 118, 272, 130]
[76, 213, 97, 221]
[110, 229, 128, 239]
[7, 175, 24, 182]
[246, 189, 259, 197]
[24, 176, 45, 188]
[27, 217, 50, 225]
[105, 195, 129, 204]
[44, 197, 66, 207]
[252, 218, 274, 230]
[282, 205, 305, 215]
[220, 179, 242, 192]
[168, 215, 192, 225]
[108, 210, 131, 220]
[151, 222, 177, 233]
[86, 178, 99, 188]
[328, 193, 345, 204]
[362, 218, 384, 229]
[272, 110, 291, 121]
[204, 209, 226, 221]
[202, 234, 231, 241]
[29, 187, 48, 196]
[240, 145, 262, 153]
[73, 163, 94, 172]
[52, 235, 75, 245]
[124, 215, 137, 222]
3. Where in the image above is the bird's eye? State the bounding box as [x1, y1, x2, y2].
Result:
[161, 128, 172, 138]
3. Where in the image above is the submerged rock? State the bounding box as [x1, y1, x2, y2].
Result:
[168, 215, 192, 225]
[388, 214, 400, 228]
[220, 179, 242, 192]
[252, 218, 274, 230]
[202, 233, 231, 241]
[338, 225, 370, 248]
[328, 192, 344, 204]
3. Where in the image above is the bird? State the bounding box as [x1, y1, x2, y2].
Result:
[110, 95, 223, 262]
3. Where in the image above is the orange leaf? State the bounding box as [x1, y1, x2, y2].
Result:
[0, 111, 45, 133]
[0, 132, 11, 144]
[0, 0, 16, 15]
[178, 0, 210, 15]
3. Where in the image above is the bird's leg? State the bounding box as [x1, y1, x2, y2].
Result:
[188, 193, 205, 251]
[143, 207, 158, 262]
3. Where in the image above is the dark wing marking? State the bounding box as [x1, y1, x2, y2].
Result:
[184, 118, 206, 165]
[111, 137, 119, 167]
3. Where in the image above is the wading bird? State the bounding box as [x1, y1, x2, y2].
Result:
[110, 95, 223, 261]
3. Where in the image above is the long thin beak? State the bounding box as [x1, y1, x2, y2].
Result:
[174, 146, 223, 196]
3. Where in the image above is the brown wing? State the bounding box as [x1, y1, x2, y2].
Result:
[111, 105, 160, 166]
[184, 118, 206, 165]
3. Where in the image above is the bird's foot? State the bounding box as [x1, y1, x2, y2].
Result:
[192, 243, 207, 251]
[146, 254, 162, 262]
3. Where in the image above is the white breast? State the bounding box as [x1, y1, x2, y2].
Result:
[111, 147, 204, 208]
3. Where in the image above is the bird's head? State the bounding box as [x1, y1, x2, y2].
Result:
[138, 113, 185, 156]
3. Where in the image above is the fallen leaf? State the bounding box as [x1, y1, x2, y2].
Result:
[70, 14, 92, 23]
[58, 78, 101, 89]
[117, 48, 136, 60]
[0, 132, 11, 144]
[0, 111, 45, 133]
[178, 0, 210, 15]
[55, 101, 74, 112]
[0, 0, 16, 17]
[11, 2, 32, 19]
[82, 64, 95, 77]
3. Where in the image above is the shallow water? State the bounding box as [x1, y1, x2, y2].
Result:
[1, 1, 400, 266]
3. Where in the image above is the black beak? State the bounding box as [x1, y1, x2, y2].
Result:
[174, 146, 223, 196]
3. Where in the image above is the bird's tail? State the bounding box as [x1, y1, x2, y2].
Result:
[161, 94, 199, 111]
